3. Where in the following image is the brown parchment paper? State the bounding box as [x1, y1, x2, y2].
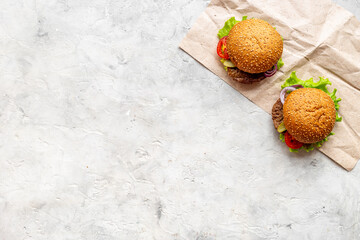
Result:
[180, 0, 360, 171]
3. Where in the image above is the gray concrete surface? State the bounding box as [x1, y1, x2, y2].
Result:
[0, 0, 359, 239]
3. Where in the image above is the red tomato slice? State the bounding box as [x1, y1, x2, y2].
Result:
[284, 132, 304, 149]
[217, 36, 230, 59]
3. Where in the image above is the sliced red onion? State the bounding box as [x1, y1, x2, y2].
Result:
[280, 85, 304, 104]
[280, 86, 296, 104]
[264, 64, 278, 77]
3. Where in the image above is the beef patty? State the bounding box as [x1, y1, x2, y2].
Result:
[227, 67, 266, 84]
[272, 92, 291, 129]
[272, 98, 283, 129]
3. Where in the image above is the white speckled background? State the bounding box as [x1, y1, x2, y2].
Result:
[0, 0, 359, 239]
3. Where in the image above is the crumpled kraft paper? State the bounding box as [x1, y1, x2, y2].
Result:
[179, 0, 360, 171]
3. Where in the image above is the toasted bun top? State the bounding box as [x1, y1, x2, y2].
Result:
[226, 18, 283, 74]
[283, 88, 336, 144]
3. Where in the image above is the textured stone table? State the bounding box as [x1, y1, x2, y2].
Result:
[0, 0, 359, 239]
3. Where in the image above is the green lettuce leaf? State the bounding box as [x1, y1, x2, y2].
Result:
[218, 16, 247, 39]
[277, 58, 284, 70]
[302, 145, 314, 152]
[279, 133, 285, 142]
[289, 148, 299, 153]
[281, 71, 342, 121]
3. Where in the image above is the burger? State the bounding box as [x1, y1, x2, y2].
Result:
[272, 72, 342, 152]
[217, 17, 284, 83]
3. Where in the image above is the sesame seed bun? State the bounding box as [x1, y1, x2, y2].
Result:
[226, 18, 283, 74]
[283, 88, 336, 144]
